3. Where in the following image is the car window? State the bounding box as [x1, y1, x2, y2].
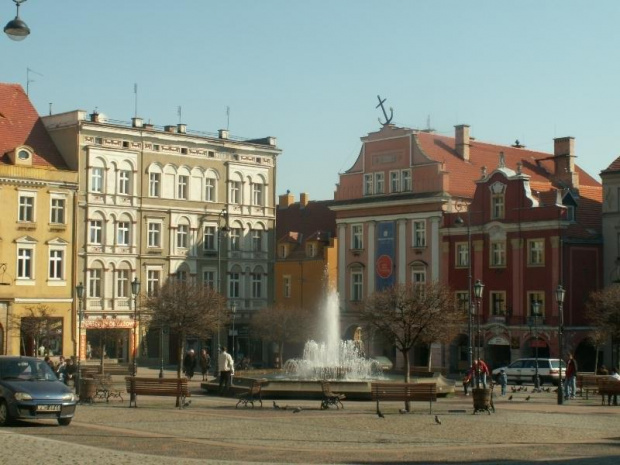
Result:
[509, 360, 524, 369]
[0, 359, 57, 381]
[551, 360, 566, 369]
[522, 360, 536, 369]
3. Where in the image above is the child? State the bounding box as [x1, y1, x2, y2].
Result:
[499, 368, 508, 396]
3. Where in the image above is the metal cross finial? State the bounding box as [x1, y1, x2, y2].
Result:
[376, 95, 393, 126]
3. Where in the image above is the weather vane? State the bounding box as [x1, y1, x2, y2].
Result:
[376, 95, 393, 126]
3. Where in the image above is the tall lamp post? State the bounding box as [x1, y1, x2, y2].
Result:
[131, 277, 141, 378]
[4, 0, 30, 41]
[158, 326, 165, 379]
[75, 282, 84, 396]
[473, 279, 484, 388]
[455, 208, 473, 372]
[556, 284, 566, 405]
[231, 303, 237, 363]
[529, 301, 541, 391]
[215, 208, 229, 375]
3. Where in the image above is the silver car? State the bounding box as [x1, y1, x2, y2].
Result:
[492, 358, 566, 386]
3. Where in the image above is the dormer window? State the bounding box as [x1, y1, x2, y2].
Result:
[9, 146, 34, 166]
[490, 182, 506, 219]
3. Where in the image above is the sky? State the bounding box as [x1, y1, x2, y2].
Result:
[2, 1, 620, 200]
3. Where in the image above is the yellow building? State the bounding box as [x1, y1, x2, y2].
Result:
[0, 84, 78, 357]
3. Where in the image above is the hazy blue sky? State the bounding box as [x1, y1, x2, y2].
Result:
[2, 1, 619, 200]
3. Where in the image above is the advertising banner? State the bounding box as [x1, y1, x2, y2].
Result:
[375, 221, 395, 291]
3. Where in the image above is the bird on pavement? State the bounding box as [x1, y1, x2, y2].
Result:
[273, 401, 281, 410]
[508, 395, 513, 401]
[377, 408, 385, 418]
[399, 408, 408, 414]
[183, 400, 191, 408]
[435, 415, 442, 425]
[511, 386, 517, 393]
[523, 387, 528, 392]
[525, 396, 531, 401]
[293, 407, 302, 413]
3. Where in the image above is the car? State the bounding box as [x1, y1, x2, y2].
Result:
[491, 358, 566, 386]
[372, 356, 394, 371]
[0, 356, 78, 426]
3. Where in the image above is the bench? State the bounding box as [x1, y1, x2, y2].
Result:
[235, 379, 265, 408]
[597, 378, 620, 405]
[371, 382, 437, 414]
[125, 377, 190, 408]
[88, 374, 123, 403]
[577, 374, 603, 399]
[320, 381, 345, 409]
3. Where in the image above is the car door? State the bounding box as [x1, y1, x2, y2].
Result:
[522, 359, 536, 383]
[506, 360, 524, 383]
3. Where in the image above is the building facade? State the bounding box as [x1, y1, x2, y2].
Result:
[0, 84, 78, 357]
[43, 111, 280, 366]
[601, 156, 620, 286]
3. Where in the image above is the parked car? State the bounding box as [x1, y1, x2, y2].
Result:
[491, 358, 566, 386]
[0, 356, 78, 426]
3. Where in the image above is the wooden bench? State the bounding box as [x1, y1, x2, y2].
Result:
[371, 382, 437, 414]
[597, 378, 620, 405]
[577, 374, 602, 399]
[125, 377, 190, 408]
[320, 381, 345, 409]
[235, 379, 265, 408]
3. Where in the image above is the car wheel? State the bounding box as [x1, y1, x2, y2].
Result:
[0, 400, 12, 426]
[58, 417, 72, 426]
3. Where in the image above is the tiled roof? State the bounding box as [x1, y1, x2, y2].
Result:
[601, 155, 620, 174]
[276, 200, 337, 246]
[0, 83, 69, 170]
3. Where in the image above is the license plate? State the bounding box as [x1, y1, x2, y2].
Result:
[36, 404, 61, 412]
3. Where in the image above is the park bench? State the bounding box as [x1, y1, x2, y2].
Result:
[320, 381, 345, 409]
[577, 374, 602, 399]
[597, 378, 620, 405]
[371, 382, 437, 414]
[235, 379, 265, 408]
[88, 373, 123, 403]
[125, 377, 190, 408]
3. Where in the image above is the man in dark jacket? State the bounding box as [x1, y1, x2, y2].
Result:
[565, 353, 578, 400]
[183, 349, 197, 380]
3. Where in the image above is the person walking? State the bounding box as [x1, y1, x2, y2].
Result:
[565, 353, 578, 400]
[183, 349, 197, 380]
[607, 368, 620, 406]
[498, 369, 508, 396]
[199, 349, 211, 381]
[218, 346, 235, 395]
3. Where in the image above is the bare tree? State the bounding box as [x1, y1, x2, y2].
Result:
[359, 282, 464, 386]
[586, 284, 620, 368]
[251, 304, 312, 367]
[143, 280, 227, 382]
[9, 304, 62, 357]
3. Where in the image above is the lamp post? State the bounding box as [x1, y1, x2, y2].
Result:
[215, 208, 228, 375]
[473, 279, 484, 388]
[455, 209, 473, 372]
[556, 284, 566, 405]
[131, 277, 141, 378]
[530, 301, 541, 391]
[4, 0, 30, 41]
[158, 326, 165, 379]
[231, 303, 237, 363]
[75, 282, 84, 396]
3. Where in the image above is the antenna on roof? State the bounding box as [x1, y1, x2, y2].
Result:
[226, 106, 230, 130]
[26, 67, 43, 96]
[134, 83, 138, 118]
[177, 106, 182, 124]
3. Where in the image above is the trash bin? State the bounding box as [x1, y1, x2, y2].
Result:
[79, 378, 96, 404]
[472, 388, 493, 414]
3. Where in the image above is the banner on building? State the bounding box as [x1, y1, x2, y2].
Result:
[375, 221, 395, 291]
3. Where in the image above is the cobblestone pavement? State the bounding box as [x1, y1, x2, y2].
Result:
[2, 370, 619, 464]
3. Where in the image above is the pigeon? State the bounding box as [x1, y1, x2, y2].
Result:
[293, 406, 302, 413]
[273, 401, 281, 410]
[434, 415, 442, 425]
[183, 400, 191, 408]
[523, 387, 528, 392]
[508, 395, 513, 401]
[377, 408, 385, 418]
[525, 396, 531, 401]
[511, 386, 517, 392]
[399, 408, 408, 414]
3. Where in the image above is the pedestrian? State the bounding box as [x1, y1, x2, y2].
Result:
[498, 369, 508, 396]
[476, 358, 490, 389]
[64, 357, 77, 386]
[86, 342, 92, 360]
[183, 349, 197, 380]
[607, 368, 620, 406]
[199, 349, 211, 381]
[218, 346, 235, 395]
[462, 365, 474, 396]
[565, 353, 578, 400]
[55, 356, 67, 382]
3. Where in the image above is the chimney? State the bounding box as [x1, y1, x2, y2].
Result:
[278, 191, 295, 208]
[132, 117, 143, 128]
[164, 125, 176, 133]
[455, 124, 470, 161]
[90, 111, 100, 123]
[219, 129, 229, 140]
[177, 123, 187, 134]
[300, 192, 309, 207]
[553, 137, 579, 188]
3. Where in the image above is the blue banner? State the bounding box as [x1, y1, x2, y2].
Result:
[375, 221, 395, 291]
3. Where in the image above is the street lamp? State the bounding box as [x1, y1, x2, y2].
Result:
[131, 277, 141, 378]
[75, 282, 84, 396]
[473, 279, 484, 388]
[231, 303, 237, 363]
[4, 0, 30, 41]
[455, 207, 473, 372]
[556, 284, 566, 405]
[215, 208, 229, 374]
[158, 326, 164, 379]
[530, 300, 541, 391]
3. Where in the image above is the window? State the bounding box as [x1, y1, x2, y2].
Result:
[279, 244, 288, 258]
[149, 173, 161, 197]
[50, 198, 65, 224]
[364, 174, 373, 195]
[147, 269, 161, 296]
[490, 291, 506, 315]
[48, 250, 63, 280]
[351, 270, 363, 301]
[89, 220, 103, 244]
[230, 228, 241, 251]
[283, 275, 291, 298]
[177, 224, 189, 248]
[148, 222, 162, 248]
[18, 195, 34, 222]
[527, 292, 546, 316]
[203, 226, 216, 251]
[528, 239, 544, 266]
[118, 170, 131, 195]
[88, 269, 102, 298]
[456, 292, 469, 313]
[176, 270, 188, 282]
[229, 272, 240, 298]
[202, 270, 215, 289]
[413, 220, 426, 247]
[307, 242, 316, 257]
[374, 172, 384, 194]
[351, 224, 363, 250]
[491, 194, 505, 219]
[251, 272, 262, 298]
[411, 265, 426, 287]
[252, 183, 264, 206]
[17, 248, 33, 279]
[230, 180, 241, 204]
[251, 230, 263, 252]
[401, 170, 412, 192]
[456, 243, 469, 267]
[177, 175, 189, 199]
[390, 171, 400, 193]
[117, 221, 130, 246]
[205, 178, 215, 202]
[490, 241, 506, 267]
[91, 167, 104, 193]
[116, 270, 129, 298]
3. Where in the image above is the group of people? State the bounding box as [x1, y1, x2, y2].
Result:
[43, 355, 77, 385]
[596, 363, 620, 405]
[181, 346, 238, 396]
